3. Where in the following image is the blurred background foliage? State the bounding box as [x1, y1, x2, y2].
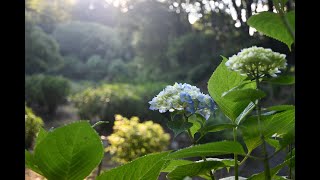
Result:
[106, 114, 170, 164]
[25, 105, 44, 149]
[25, 0, 294, 144]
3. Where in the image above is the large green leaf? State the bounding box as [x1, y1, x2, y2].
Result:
[222, 89, 266, 102]
[34, 127, 48, 148]
[32, 121, 104, 180]
[25, 150, 43, 176]
[167, 161, 225, 180]
[247, 11, 295, 50]
[208, 57, 255, 121]
[201, 123, 236, 133]
[97, 151, 171, 180]
[165, 141, 246, 160]
[241, 107, 295, 152]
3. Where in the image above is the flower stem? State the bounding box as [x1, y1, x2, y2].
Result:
[185, 113, 215, 180]
[255, 77, 271, 180]
[233, 128, 239, 180]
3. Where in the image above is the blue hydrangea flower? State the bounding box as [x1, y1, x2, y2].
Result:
[148, 82, 216, 120]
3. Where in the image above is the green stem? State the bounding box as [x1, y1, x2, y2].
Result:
[233, 128, 239, 180]
[289, 143, 293, 179]
[239, 150, 252, 166]
[184, 114, 214, 180]
[255, 77, 271, 180]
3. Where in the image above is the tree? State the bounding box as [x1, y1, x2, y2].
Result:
[25, 13, 64, 75]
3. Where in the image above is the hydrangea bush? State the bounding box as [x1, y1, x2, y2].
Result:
[25, 105, 43, 149]
[106, 114, 170, 164]
[25, 3, 294, 179]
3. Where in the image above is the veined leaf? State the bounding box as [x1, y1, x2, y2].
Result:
[165, 141, 246, 160]
[241, 108, 295, 152]
[167, 161, 225, 180]
[247, 11, 294, 50]
[97, 151, 171, 180]
[201, 123, 236, 133]
[25, 150, 43, 176]
[222, 89, 266, 102]
[208, 57, 256, 122]
[34, 128, 48, 148]
[33, 121, 104, 180]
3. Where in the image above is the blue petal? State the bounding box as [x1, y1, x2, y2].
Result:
[186, 102, 195, 114]
[180, 92, 193, 103]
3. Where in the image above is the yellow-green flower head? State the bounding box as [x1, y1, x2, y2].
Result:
[225, 46, 287, 77]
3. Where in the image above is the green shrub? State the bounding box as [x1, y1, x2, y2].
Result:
[25, 106, 43, 149]
[106, 114, 170, 164]
[70, 83, 167, 131]
[25, 74, 71, 115]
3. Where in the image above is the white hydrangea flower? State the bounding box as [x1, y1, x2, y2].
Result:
[225, 46, 287, 78]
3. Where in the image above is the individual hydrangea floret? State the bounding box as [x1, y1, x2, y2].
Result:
[225, 46, 287, 77]
[149, 82, 215, 120]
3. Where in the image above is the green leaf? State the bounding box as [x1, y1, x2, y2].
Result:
[161, 160, 193, 173]
[188, 115, 203, 138]
[248, 155, 295, 180]
[262, 75, 295, 85]
[273, 175, 289, 180]
[286, 11, 295, 30]
[97, 151, 171, 180]
[247, 12, 294, 50]
[165, 141, 246, 160]
[279, 126, 295, 148]
[167, 161, 225, 180]
[236, 102, 255, 125]
[201, 123, 236, 133]
[33, 121, 104, 180]
[241, 108, 295, 152]
[167, 118, 193, 137]
[92, 121, 109, 128]
[208, 57, 255, 121]
[25, 150, 44, 176]
[34, 127, 48, 148]
[222, 89, 266, 102]
[266, 105, 294, 112]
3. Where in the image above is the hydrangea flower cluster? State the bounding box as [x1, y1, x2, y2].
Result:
[225, 46, 287, 77]
[149, 82, 215, 120]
